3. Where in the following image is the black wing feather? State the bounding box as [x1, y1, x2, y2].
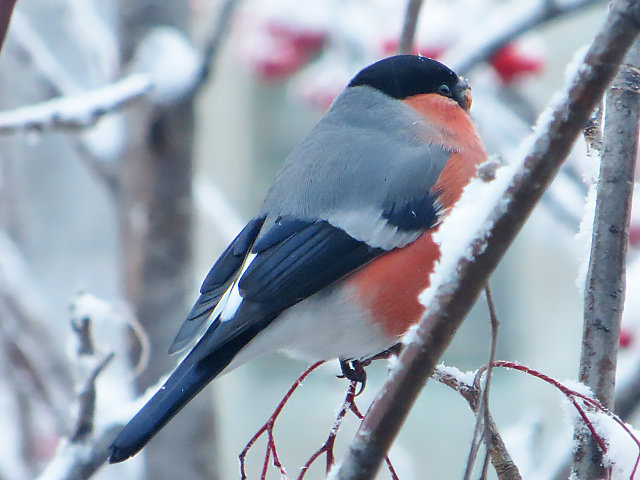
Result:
[239, 219, 384, 313]
[168, 217, 265, 354]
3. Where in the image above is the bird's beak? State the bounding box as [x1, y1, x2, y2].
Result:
[455, 78, 472, 111]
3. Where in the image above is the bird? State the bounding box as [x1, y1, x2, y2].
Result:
[109, 54, 487, 464]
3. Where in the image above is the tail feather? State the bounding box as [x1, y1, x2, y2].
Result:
[109, 326, 260, 463]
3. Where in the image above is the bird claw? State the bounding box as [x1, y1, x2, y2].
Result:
[338, 359, 367, 395]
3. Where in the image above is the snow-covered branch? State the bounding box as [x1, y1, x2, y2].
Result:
[572, 39, 640, 480]
[332, 1, 640, 478]
[433, 365, 522, 480]
[0, 74, 152, 134]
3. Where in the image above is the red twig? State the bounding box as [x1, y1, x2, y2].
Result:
[239, 361, 326, 480]
[491, 361, 640, 478]
[240, 360, 400, 480]
[298, 382, 357, 479]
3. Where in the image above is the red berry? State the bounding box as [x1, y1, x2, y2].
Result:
[620, 328, 634, 348]
[490, 43, 544, 84]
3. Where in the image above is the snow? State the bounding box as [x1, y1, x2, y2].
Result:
[567, 46, 599, 294]
[575, 178, 597, 293]
[81, 113, 127, 163]
[559, 379, 640, 479]
[599, 415, 640, 480]
[0, 74, 152, 132]
[434, 363, 477, 386]
[412, 38, 594, 339]
[130, 27, 202, 105]
[416, 153, 518, 315]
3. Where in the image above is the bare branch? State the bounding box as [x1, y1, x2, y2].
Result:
[0, 0, 16, 52]
[332, 2, 640, 478]
[463, 285, 500, 480]
[398, 0, 424, 55]
[446, 0, 607, 73]
[572, 39, 640, 480]
[0, 74, 152, 134]
[8, 11, 80, 95]
[197, 0, 240, 89]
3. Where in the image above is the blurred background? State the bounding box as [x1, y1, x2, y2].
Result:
[1, 0, 638, 479]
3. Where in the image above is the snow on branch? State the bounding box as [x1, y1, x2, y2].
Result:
[331, 1, 640, 478]
[0, 74, 152, 134]
[572, 38, 640, 479]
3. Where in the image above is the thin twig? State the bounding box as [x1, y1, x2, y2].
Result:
[197, 0, 239, 90]
[464, 285, 501, 479]
[447, 0, 607, 73]
[398, 0, 424, 55]
[239, 361, 326, 480]
[573, 39, 640, 480]
[433, 366, 521, 480]
[299, 382, 357, 479]
[462, 285, 520, 480]
[332, 2, 640, 478]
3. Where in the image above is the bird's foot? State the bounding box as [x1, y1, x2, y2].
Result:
[338, 359, 367, 395]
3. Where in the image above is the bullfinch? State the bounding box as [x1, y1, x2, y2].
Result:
[109, 54, 487, 463]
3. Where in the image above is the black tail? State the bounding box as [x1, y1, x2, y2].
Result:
[109, 326, 260, 463]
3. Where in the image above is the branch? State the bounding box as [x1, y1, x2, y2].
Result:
[0, 74, 152, 134]
[331, 2, 640, 478]
[197, 0, 240, 89]
[36, 424, 124, 480]
[70, 352, 115, 442]
[572, 39, 640, 480]
[446, 0, 607, 73]
[463, 285, 507, 479]
[0, 0, 16, 52]
[433, 366, 521, 480]
[8, 10, 80, 95]
[398, 0, 424, 55]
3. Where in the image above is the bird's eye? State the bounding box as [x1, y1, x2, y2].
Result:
[438, 84, 451, 96]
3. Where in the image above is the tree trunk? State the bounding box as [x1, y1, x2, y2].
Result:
[117, 2, 220, 479]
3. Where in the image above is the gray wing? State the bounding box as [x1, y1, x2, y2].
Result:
[260, 85, 453, 250]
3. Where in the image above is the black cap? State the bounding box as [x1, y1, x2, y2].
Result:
[348, 55, 469, 109]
